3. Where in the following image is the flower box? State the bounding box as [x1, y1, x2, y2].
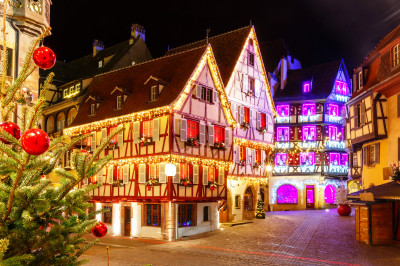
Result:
[180, 179, 193, 186]
[106, 140, 118, 150]
[139, 136, 153, 147]
[238, 160, 246, 167]
[208, 181, 218, 191]
[252, 162, 261, 169]
[185, 138, 199, 147]
[240, 122, 251, 130]
[212, 142, 227, 151]
[258, 127, 267, 134]
[112, 180, 124, 187]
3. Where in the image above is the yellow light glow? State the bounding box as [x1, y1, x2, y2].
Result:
[234, 137, 274, 151]
[228, 175, 268, 185]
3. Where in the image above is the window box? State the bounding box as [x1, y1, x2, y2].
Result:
[257, 126, 267, 134]
[240, 122, 251, 129]
[213, 142, 227, 151]
[208, 181, 218, 191]
[180, 178, 193, 186]
[112, 180, 125, 187]
[185, 137, 199, 147]
[238, 159, 246, 167]
[252, 162, 261, 169]
[146, 178, 159, 190]
[106, 140, 118, 150]
[139, 136, 153, 147]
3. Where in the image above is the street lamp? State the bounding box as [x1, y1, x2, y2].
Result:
[165, 162, 176, 177]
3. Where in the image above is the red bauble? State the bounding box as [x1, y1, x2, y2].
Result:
[210, 186, 215, 191]
[92, 222, 107, 237]
[0, 122, 21, 144]
[33, 46, 56, 69]
[337, 204, 352, 216]
[21, 128, 50, 155]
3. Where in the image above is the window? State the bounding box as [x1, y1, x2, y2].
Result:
[98, 60, 103, 68]
[255, 150, 261, 163]
[208, 167, 216, 182]
[240, 147, 246, 161]
[90, 104, 95, 116]
[341, 153, 348, 166]
[330, 153, 340, 165]
[178, 204, 195, 227]
[248, 38, 253, 46]
[103, 206, 112, 224]
[248, 52, 254, 66]
[276, 105, 290, 117]
[203, 206, 209, 221]
[244, 107, 250, 123]
[275, 153, 288, 166]
[243, 187, 254, 211]
[63, 89, 69, 98]
[76, 83, 81, 93]
[69, 86, 75, 95]
[393, 44, 399, 67]
[303, 82, 311, 93]
[328, 126, 339, 141]
[200, 86, 214, 103]
[358, 71, 363, 89]
[142, 120, 153, 137]
[300, 152, 315, 166]
[180, 163, 191, 181]
[363, 143, 380, 166]
[277, 184, 298, 204]
[303, 125, 316, 141]
[329, 104, 339, 116]
[149, 164, 160, 180]
[335, 80, 348, 95]
[248, 77, 255, 95]
[145, 204, 161, 227]
[214, 126, 224, 143]
[116, 95, 122, 109]
[276, 127, 289, 141]
[302, 103, 316, 116]
[260, 113, 266, 128]
[352, 153, 358, 167]
[151, 85, 158, 101]
[324, 185, 336, 204]
[186, 120, 199, 139]
[234, 195, 241, 208]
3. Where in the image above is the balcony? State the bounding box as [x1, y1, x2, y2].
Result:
[324, 164, 348, 175]
[324, 140, 346, 149]
[325, 114, 344, 123]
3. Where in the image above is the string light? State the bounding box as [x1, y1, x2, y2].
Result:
[234, 137, 274, 151]
[228, 175, 268, 185]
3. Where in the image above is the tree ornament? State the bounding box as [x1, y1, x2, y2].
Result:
[21, 128, 50, 155]
[33, 46, 56, 69]
[92, 222, 107, 237]
[0, 122, 21, 144]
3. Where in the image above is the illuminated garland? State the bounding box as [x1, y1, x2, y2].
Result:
[234, 137, 274, 151]
[107, 154, 233, 170]
[228, 175, 268, 185]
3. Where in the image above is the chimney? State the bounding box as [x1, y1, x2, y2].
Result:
[130, 24, 145, 45]
[93, 39, 104, 57]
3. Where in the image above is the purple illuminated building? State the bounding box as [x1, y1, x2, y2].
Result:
[270, 60, 352, 211]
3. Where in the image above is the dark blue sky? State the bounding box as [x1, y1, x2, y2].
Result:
[45, 0, 400, 71]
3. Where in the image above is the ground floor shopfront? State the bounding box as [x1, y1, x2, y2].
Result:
[268, 175, 341, 211]
[92, 201, 219, 240]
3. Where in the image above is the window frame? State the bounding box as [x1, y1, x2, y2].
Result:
[116, 95, 122, 110]
[214, 126, 224, 143]
[103, 205, 113, 224]
[145, 204, 161, 227]
[248, 77, 255, 95]
[244, 107, 250, 123]
[240, 146, 246, 161]
[151, 85, 158, 101]
[186, 120, 199, 139]
[142, 120, 153, 138]
[248, 52, 255, 67]
[178, 204, 196, 227]
[90, 103, 96, 116]
[276, 126, 289, 141]
[393, 44, 400, 68]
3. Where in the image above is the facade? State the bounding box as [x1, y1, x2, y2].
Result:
[0, 0, 51, 121]
[64, 45, 237, 240]
[271, 60, 352, 211]
[40, 24, 152, 138]
[166, 26, 276, 222]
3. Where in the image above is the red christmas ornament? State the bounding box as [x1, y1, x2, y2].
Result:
[92, 222, 107, 237]
[21, 128, 50, 155]
[33, 46, 56, 69]
[337, 204, 352, 216]
[210, 186, 215, 191]
[147, 185, 151, 191]
[0, 122, 21, 144]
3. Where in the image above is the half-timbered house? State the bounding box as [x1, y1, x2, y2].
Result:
[64, 45, 237, 240]
[271, 60, 352, 211]
[166, 26, 276, 221]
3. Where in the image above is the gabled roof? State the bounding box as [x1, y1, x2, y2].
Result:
[166, 26, 252, 86]
[259, 39, 289, 73]
[348, 181, 400, 201]
[274, 60, 343, 101]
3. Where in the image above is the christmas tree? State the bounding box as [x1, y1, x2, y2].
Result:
[0, 1, 120, 264]
[255, 194, 265, 219]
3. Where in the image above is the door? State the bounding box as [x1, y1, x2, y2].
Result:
[124, 206, 131, 236]
[306, 185, 315, 209]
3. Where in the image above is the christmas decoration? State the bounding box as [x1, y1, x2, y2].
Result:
[255, 195, 265, 219]
[337, 204, 352, 216]
[391, 163, 400, 184]
[208, 181, 218, 191]
[0, 122, 20, 144]
[20, 128, 50, 155]
[336, 185, 351, 216]
[32, 46, 56, 69]
[92, 222, 108, 238]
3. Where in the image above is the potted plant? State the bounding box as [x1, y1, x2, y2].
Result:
[213, 142, 227, 151]
[258, 127, 267, 134]
[240, 122, 251, 130]
[208, 181, 218, 191]
[139, 136, 153, 147]
[186, 137, 199, 147]
[335, 185, 351, 216]
[146, 178, 159, 190]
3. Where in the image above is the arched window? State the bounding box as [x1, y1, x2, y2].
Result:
[244, 187, 254, 211]
[56, 112, 65, 132]
[67, 107, 77, 126]
[324, 185, 336, 204]
[46, 116, 54, 133]
[277, 184, 298, 204]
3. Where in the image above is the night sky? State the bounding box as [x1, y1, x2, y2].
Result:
[44, 0, 400, 71]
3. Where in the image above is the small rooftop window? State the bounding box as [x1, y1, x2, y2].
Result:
[303, 82, 311, 93]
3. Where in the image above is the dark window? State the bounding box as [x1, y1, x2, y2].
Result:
[103, 206, 112, 224]
[145, 204, 161, 227]
[203, 206, 209, 221]
[244, 187, 254, 211]
[151, 85, 158, 101]
[249, 78, 255, 95]
[201, 86, 214, 103]
[355, 104, 361, 128]
[178, 204, 195, 227]
[248, 53, 254, 66]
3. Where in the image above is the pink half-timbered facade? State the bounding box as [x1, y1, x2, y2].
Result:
[64, 45, 237, 240]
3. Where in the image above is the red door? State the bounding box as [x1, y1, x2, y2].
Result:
[306, 185, 315, 209]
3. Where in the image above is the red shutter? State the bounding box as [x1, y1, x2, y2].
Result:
[297, 104, 302, 115]
[288, 153, 296, 166]
[290, 105, 296, 115]
[316, 103, 323, 114]
[290, 127, 295, 141]
[297, 127, 302, 141]
[317, 126, 322, 141]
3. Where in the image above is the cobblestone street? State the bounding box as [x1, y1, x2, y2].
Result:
[81, 209, 400, 266]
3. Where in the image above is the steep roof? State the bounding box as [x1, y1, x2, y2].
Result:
[70, 46, 208, 127]
[274, 60, 342, 101]
[166, 26, 252, 86]
[348, 181, 400, 201]
[259, 39, 289, 73]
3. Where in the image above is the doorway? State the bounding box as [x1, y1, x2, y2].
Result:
[306, 185, 315, 209]
[124, 206, 131, 236]
[243, 187, 254, 220]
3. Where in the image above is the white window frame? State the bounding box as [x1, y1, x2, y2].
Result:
[151, 85, 158, 101]
[393, 44, 400, 67]
[358, 71, 363, 89]
[116, 95, 122, 109]
[143, 120, 153, 137]
[90, 104, 95, 116]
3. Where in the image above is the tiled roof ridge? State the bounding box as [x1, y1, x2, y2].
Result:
[92, 45, 209, 79]
[167, 25, 252, 54]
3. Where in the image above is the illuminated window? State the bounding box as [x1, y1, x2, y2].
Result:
[149, 163, 159, 179]
[358, 71, 363, 89]
[329, 104, 339, 116]
[208, 167, 216, 182]
[302, 103, 316, 116]
[240, 147, 246, 161]
[260, 113, 266, 128]
[63, 89, 68, 98]
[244, 107, 250, 123]
[151, 85, 158, 101]
[276, 127, 289, 141]
[249, 78, 255, 95]
[277, 184, 298, 204]
[300, 152, 315, 166]
[98, 60, 103, 68]
[76, 83, 81, 93]
[214, 126, 224, 143]
[393, 44, 399, 67]
[116, 96, 122, 110]
[275, 153, 288, 166]
[302, 125, 316, 141]
[142, 120, 153, 137]
[248, 52, 254, 66]
[303, 82, 311, 92]
[180, 163, 191, 180]
[335, 80, 348, 95]
[103, 206, 112, 224]
[255, 150, 261, 163]
[145, 204, 161, 227]
[178, 204, 195, 227]
[276, 105, 290, 117]
[186, 120, 199, 139]
[341, 153, 348, 166]
[109, 126, 118, 144]
[328, 126, 339, 141]
[69, 86, 75, 95]
[330, 152, 340, 165]
[324, 185, 336, 204]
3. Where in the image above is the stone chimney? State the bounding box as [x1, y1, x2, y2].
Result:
[93, 39, 104, 57]
[129, 24, 145, 45]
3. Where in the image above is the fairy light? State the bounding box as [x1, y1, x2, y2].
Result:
[228, 175, 268, 185]
[234, 137, 274, 151]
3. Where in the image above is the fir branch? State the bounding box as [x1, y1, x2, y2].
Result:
[53, 168, 77, 181]
[0, 0, 9, 111]
[0, 141, 21, 162]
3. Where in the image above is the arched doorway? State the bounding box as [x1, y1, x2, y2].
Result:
[67, 107, 77, 126]
[243, 187, 254, 220]
[324, 185, 336, 204]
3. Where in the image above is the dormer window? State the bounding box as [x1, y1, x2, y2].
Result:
[63, 88, 68, 98]
[357, 71, 363, 89]
[98, 60, 103, 68]
[90, 104, 96, 116]
[116, 96, 122, 110]
[392, 44, 399, 67]
[248, 52, 254, 67]
[335, 80, 348, 95]
[277, 105, 290, 117]
[303, 82, 311, 93]
[151, 85, 159, 101]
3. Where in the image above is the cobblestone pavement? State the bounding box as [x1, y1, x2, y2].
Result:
[81, 209, 400, 266]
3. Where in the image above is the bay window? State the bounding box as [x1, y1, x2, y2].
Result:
[276, 126, 289, 141]
[335, 80, 348, 95]
[303, 125, 316, 141]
